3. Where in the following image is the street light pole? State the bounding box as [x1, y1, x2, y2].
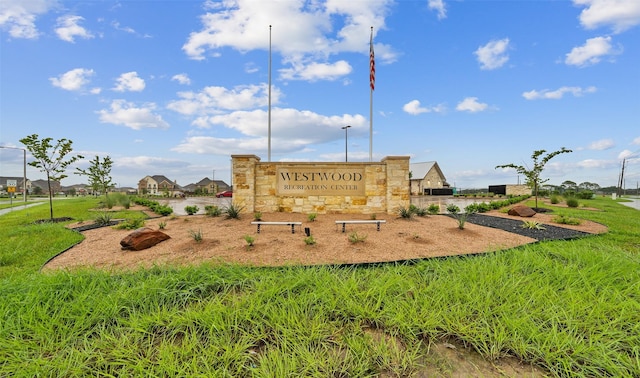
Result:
[0, 146, 27, 202]
[341, 125, 351, 162]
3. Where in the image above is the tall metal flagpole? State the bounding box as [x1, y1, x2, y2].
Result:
[268, 25, 272, 162]
[369, 26, 374, 162]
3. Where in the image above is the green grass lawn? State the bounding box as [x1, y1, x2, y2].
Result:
[0, 196, 638, 376]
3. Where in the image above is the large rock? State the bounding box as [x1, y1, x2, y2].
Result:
[508, 205, 536, 217]
[120, 227, 170, 251]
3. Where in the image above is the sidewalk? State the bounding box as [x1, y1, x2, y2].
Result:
[0, 201, 45, 216]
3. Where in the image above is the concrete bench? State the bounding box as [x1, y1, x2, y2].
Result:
[335, 220, 386, 233]
[251, 221, 302, 234]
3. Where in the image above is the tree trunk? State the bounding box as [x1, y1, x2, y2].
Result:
[46, 173, 54, 220]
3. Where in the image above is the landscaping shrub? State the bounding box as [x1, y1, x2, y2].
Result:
[113, 218, 145, 230]
[224, 203, 245, 219]
[577, 191, 594, 199]
[93, 212, 112, 226]
[184, 205, 199, 215]
[566, 197, 579, 208]
[427, 204, 440, 215]
[204, 205, 221, 217]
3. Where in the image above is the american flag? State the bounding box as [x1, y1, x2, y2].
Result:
[369, 29, 375, 91]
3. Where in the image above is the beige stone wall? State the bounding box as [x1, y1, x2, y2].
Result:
[505, 184, 532, 196]
[231, 155, 410, 214]
[410, 167, 445, 195]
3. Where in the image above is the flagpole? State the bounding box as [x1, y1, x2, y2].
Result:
[268, 25, 272, 162]
[369, 26, 374, 162]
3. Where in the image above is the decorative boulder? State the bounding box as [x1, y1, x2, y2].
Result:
[120, 227, 170, 251]
[508, 205, 536, 218]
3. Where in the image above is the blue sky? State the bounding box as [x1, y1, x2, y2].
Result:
[1, 0, 639, 190]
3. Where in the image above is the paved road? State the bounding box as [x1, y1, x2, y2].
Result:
[619, 197, 640, 210]
[0, 201, 46, 216]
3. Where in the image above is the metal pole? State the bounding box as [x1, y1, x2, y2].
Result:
[23, 149, 26, 202]
[0, 146, 27, 202]
[268, 25, 272, 162]
[342, 125, 351, 162]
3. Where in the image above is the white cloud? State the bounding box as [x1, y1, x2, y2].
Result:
[588, 139, 615, 150]
[171, 73, 191, 85]
[574, 0, 640, 33]
[97, 100, 169, 130]
[456, 97, 488, 112]
[576, 159, 611, 169]
[116, 156, 188, 170]
[522, 86, 597, 100]
[565, 36, 619, 66]
[428, 0, 447, 20]
[204, 107, 367, 142]
[55, 15, 93, 43]
[632, 137, 640, 145]
[111, 20, 135, 34]
[181, 0, 395, 81]
[402, 100, 446, 115]
[618, 149, 639, 159]
[167, 84, 280, 115]
[49, 68, 95, 91]
[279, 60, 352, 81]
[474, 38, 510, 70]
[113, 72, 146, 92]
[0, 0, 54, 39]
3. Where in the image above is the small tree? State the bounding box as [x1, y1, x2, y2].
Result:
[75, 155, 114, 199]
[20, 134, 83, 220]
[495, 147, 572, 209]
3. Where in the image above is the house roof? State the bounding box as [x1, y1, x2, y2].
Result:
[410, 161, 446, 181]
[0, 177, 28, 186]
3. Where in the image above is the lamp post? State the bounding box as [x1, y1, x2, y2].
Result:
[0, 146, 27, 202]
[341, 125, 351, 162]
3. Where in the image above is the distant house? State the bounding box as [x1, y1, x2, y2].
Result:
[0, 176, 32, 195]
[138, 175, 183, 196]
[30, 179, 61, 195]
[409, 161, 451, 195]
[189, 177, 231, 194]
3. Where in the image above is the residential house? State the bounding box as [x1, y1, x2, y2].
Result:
[30, 179, 61, 195]
[138, 175, 183, 196]
[0, 176, 31, 195]
[190, 177, 231, 195]
[409, 161, 452, 195]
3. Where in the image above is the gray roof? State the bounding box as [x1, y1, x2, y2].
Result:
[410, 161, 437, 179]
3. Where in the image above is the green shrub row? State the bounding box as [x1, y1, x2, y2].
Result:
[463, 194, 531, 213]
[131, 197, 173, 216]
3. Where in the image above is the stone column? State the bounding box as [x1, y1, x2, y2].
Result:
[231, 155, 260, 213]
[383, 156, 410, 214]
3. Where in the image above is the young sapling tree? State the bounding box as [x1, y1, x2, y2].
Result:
[20, 134, 83, 220]
[495, 147, 572, 210]
[75, 155, 114, 199]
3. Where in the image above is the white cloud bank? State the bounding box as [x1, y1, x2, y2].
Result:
[0, 0, 54, 39]
[565, 36, 619, 66]
[181, 0, 395, 82]
[97, 100, 169, 130]
[522, 86, 597, 100]
[456, 97, 489, 113]
[49, 68, 96, 92]
[402, 100, 445, 115]
[574, 0, 640, 33]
